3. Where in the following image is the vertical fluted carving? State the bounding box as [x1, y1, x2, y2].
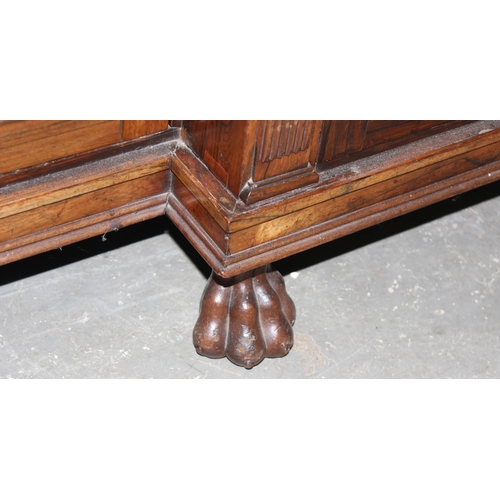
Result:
[193, 265, 296, 368]
[257, 121, 312, 162]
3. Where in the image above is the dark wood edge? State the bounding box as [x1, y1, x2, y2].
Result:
[0, 197, 167, 266]
[166, 161, 500, 277]
[240, 165, 319, 204]
[171, 146, 238, 229]
[0, 139, 176, 220]
[221, 163, 500, 275]
[316, 120, 475, 171]
[171, 121, 500, 234]
[0, 127, 180, 189]
[3, 121, 500, 277]
[165, 193, 227, 273]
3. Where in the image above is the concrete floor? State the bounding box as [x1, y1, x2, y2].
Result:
[1, 181, 500, 378]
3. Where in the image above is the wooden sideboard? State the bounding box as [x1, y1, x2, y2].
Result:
[2, 120, 500, 368]
[0, 120, 172, 264]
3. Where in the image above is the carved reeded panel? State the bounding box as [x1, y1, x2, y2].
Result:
[179, 120, 322, 204]
[178, 121, 476, 204]
[239, 120, 322, 203]
[253, 120, 319, 181]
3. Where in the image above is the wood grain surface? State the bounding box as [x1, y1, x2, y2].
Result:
[168, 120, 500, 276]
[0, 120, 121, 175]
[180, 120, 255, 196]
[2, 120, 500, 279]
[0, 130, 177, 265]
[317, 120, 472, 168]
[121, 121, 170, 141]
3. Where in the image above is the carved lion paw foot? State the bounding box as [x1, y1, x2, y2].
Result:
[193, 264, 296, 368]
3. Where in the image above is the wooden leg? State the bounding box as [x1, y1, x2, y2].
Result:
[193, 264, 296, 368]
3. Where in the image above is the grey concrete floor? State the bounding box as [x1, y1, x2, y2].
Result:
[1, 181, 500, 378]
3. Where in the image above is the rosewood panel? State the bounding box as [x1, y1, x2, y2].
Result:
[240, 120, 321, 203]
[3, 120, 500, 370]
[180, 120, 255, 196]
[252, 120, 321, 181]
[121, 120, 170, 141]
[0, 120, 121, 175]
[317, 120, 369, 164]
[0, 172, 167, 243]
[167, 120, 500, 277]
[179, 120, 322, 204]
[0, 132, 177, 265]
[229, 140, 500, 254]
[317, 120, 473, 169]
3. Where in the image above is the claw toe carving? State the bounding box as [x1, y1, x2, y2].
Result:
[193, 265, 296, 368]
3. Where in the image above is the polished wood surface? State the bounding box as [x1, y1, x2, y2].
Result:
[179, 120, 256, 196]
[180, 120, 322, 203]
[0, 120, 121, 175]
[0, 122, 175, 265]
[121, 120, 169, 141]
[193, 264, 295, 368]
[317, 120, 471, 167]
[0, 120, 173, 188]
[170, 119, 500, 367]
[2, 120, 500, 368]
[168, 120, 500, 278]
